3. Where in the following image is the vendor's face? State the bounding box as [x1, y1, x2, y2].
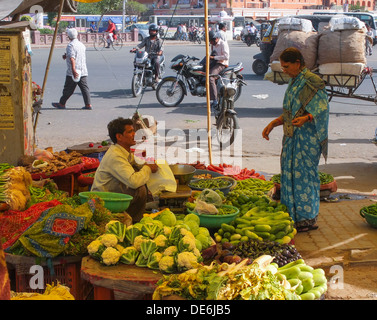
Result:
[280, 59, 302, 78]
[117, 125, 136, 148]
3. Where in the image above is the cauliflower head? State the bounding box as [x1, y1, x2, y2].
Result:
[154, 234, 168, 248]
[133, 235, 148, 251]
[101, 247, 121, 266]
[100, 234, 118, 248]
[87, 240, 102, 255]
[158, 255, 176, 273]
[163, 245, 178, 256]
[176, 251, 199, 272]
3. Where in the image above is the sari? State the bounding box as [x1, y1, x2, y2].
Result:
[280, 68, 329, 228]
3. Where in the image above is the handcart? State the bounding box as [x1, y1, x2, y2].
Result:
[321, 67, 377, 104]
[266, 66, 377, 105]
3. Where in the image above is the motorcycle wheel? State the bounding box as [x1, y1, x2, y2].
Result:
[216, 103, 240, 148]
[252, 59, 268, 76]
[156, 79, 185, 107]
[246, 38, 252, 47]
[256, 39, 261, 47]
[132, 73, 143, 97]
[196, 37, 201, 45]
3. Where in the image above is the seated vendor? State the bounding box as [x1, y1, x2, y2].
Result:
[91, 117, 158, 222]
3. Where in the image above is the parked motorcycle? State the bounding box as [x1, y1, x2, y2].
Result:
[155, 54, 245, 107]
[243, 32, 261, 47]
[131, 50, 165, 97]
[213, 71, 246, 148]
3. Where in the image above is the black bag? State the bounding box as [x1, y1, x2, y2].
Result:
[113, 29, 118, 35]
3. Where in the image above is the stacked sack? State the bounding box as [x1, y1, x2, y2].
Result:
[269, 17, 319, 72]
[317, 15, 366, 86]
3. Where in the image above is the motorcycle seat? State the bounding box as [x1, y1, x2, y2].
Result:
[220, 63, 243, 75]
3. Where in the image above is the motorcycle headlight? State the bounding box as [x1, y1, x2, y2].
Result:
[225, 82, 237, 97]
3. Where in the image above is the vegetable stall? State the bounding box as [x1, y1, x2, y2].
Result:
[0, 154, 335, 300]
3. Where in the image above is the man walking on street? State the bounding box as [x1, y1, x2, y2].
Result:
[52, 28, 92, 110]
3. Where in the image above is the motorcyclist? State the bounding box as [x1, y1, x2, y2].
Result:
[130, 23, 164, 83]
[208, 30, 229, 110]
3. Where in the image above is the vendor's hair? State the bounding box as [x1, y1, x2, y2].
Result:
[279, 47, 305, 67]
[107, 117, 134, 143]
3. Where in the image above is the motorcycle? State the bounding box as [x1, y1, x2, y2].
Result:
[213, 71, 247, 148]
[189, 30, 204, 44]
[155, 54, 245, 107]
[243, 32, 261, 47]
[131, 50, 165, 97]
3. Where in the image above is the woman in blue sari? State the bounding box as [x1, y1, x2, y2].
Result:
[262, 48, 329, 232]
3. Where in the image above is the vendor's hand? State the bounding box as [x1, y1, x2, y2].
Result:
[291, 116, 308, 127]
[262, 123, 274, 140]
[146, 163, 158, 173]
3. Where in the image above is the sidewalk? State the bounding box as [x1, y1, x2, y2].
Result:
[293, 195, 377, 300]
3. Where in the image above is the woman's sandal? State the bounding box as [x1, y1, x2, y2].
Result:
[297, 225, 319, 233]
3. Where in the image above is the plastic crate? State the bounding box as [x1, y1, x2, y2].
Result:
[7, 255, 92, 300]
[85, 151, 106, 162]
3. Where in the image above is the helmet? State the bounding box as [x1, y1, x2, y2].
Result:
[149, 23, 158, 32]
[209, 30, 218, 41]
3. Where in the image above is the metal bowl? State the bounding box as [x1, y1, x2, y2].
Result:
[169, 164, 196, 185]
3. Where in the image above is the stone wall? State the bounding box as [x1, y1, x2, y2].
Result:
[30, 29, 139, 46]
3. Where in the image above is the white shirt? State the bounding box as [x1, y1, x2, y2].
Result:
[66, 38, 88, 77]
[91, 144, 152, 193]
[213, 38, 229, 66]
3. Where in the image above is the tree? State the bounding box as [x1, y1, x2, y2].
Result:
[125, 1, 148, 16]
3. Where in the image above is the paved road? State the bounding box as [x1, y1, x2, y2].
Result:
[31, 40, 377, 193]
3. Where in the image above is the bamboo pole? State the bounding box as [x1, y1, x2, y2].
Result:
[33, 0, 65, 143]
[204, 0, 212, 165]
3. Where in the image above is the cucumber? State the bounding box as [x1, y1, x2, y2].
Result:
[221, 223, 236, 234]
[315, 283, 328, 295]
[312, 268, 325, 275]
[299, 265, 314, 272]
[301, 278, 315, 293]
[244, 230, 259, 240]
[307, 288, 322, 299]
[298, 271, 314, 281]
[254, 231, 271, 239]
[300, 292, 316, 300]
[278, 259, 305, 270]
[254, 224, 272, 232]
[230, 234, 242, 241]
[296, 284, 304, 295]
[240, 236, 249, 242]
[288, 278, 301, 287]
[313, 274, 327, 286]
[278, 266, 301, 279]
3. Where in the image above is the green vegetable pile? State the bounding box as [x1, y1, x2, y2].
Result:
[271, 172, 334, 185]
[189, 178, 232, 190]
[276, 259, 328, 300]
[0, 163, 14, 203]
[153, 255, 300, 300]
[360, 203, 377, 216]
[87, 209, 213, 273]
[232, 177, 275, 194]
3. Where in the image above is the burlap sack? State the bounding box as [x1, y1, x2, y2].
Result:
[270, 30, 319, 70]
[317, 28, 366, 65]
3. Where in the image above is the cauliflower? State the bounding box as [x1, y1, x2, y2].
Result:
[163, 246, 178, 256]
[87, 240, 106, 261]
[158, 255, 176, 273]
[120, 246, 139, 265]
[147, 251, 163, 270]
[176, 251, 199, 272]
[178, 234, 197, 252]
[163, 226, 172, 237]
[184, 219, 199, 236]
[101, 247, 121, 266]
[100, 234, 118, 248]
[184, 213, 200, 225]
[133, 235, 148, 251]
[154, 234, 168, 248]
[105, 220, 126, 242]
[154, 208, 177, 227]
[87, 240, 102, 255]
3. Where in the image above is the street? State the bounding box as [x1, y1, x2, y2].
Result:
[31, 40, 377, 193]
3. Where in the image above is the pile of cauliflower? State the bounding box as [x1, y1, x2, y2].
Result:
[87, 209, 213, 273]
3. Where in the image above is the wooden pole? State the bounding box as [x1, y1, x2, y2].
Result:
[33, 0, 65, 141]
[204, 0, 212, 165]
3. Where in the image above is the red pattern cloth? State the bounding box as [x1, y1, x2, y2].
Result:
[0, 239, 10, 300]
[0, 200, 62, 250]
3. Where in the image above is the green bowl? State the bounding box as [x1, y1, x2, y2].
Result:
[360, 208, 377, 228]
[79, 191, 133, 213]
[187, 205, 239, 229]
